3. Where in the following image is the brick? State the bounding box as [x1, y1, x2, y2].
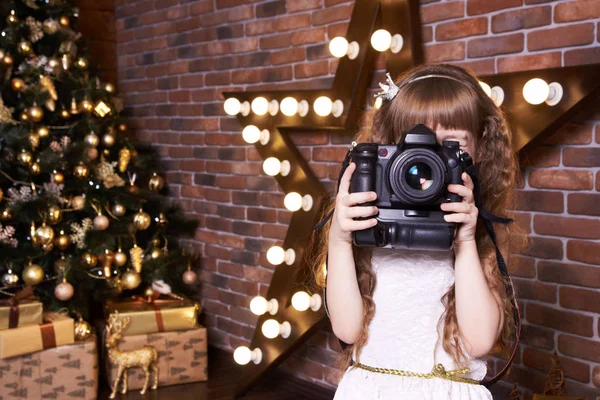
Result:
[467, 33, 523, 58]
[453, 59, 495, 75]
[435, 18, 487, 41]
[313, 146, 347, 162]
[555, 0, 600, 22]
[422, 26, 433, 43]
[286, 0, 322, 12]
[526, 303, 593, 337]
[539, 260, 600, 288]
[424, 42, 465, 63]
[528, 23, 594, 51]
[568, 193, 600, 216]
[247, 207, 277, 223]
[291, 28, 326, 46]
[511, 255, 535, 278]
[529, 169, 593, 191]
[558, 334, 600, 363]
[519, 145, 561, 167]
[515, 190, 564, 213]
[420, 1, 464, 24]
[243, 266, 273, 283]
[521, 324, 554, 350]
[560, 286, 600, 314]
[523, 348, 590, 383]
[543, 122, 593, 145]
[294, 61, 329, 78]
[497, 52, 561, 73]
[513, 278, 556, 303]
[567, 240, 600, 265]
[257, 0, 286, 18]
[274, 14, 311, 31]
[261, 66, 293, 82]
[492, 6, 551, 33]
[467, 0, 522, 15]
[230, 38, 259, 53]
[260, 33, 291, 50]
[563, 148, 600, 167]
[565, 46, 600, 67]
[534, 215, 600, 240]
[246, 19, 274, 36]
[517, 236, 562, 260]
[311, 3, 353, 25]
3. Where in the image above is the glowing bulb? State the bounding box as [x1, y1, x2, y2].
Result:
[263, 157, 290, 177]
[479, 81, 505, 106]
[313, 96, 344, 118]
[329, 37, 360, 59]
[479, 81, 491, 97]
[224, 98, 250, 116]
[280, 97, 309, 117]
[250, 296, 279, 315]
[523, 78, 563, 106]
[252, 97, 278, 115]
[267, 246, 296, 266]
[292, 291, 322, 312]
[284, 192, 313, 212]
[371, 29, 403, 53]
[242, 125, 270, 145]
[262, 319, 291, 339]
[374, 97, 383, 110]
[234, 346, 262, 365]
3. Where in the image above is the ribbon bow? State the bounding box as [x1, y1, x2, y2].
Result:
[0, 285, 35, 328]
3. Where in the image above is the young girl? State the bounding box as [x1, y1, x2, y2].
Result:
[315, 64, 523, 399]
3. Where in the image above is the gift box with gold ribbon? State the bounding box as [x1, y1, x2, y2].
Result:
[105, 294, 199, 336]
[0, 334, 98, 399]
[0, 286, 43, 330]
[0, 312, 75, 359]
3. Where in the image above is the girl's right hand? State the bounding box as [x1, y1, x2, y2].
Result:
[329, 162, 379, 244]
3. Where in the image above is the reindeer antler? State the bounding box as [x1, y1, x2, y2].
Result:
[107, 311, 131, 335]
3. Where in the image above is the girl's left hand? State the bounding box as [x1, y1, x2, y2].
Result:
[440, 172, 478, 243]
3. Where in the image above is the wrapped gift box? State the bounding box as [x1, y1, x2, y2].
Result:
[0, 334, 98, 399]
[0, 313, 74, 359]
[0, 299, 43, 330]
[104, 325, 207, 389]
[105, 296, 199, 336]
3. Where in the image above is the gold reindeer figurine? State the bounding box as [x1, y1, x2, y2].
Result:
[106, 312, 159, 398]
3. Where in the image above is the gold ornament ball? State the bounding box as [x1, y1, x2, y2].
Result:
[156, 213, 168, 227]
[114, 251, 127, 266]
[84, 132, 99, 147]
[81, 99, 93, 113]
[17, 41, 31, 55]
[102, 134, 116, 147]
[86, 147, 98, 161]
[118, 124, 127, 132]
[150, 247, 163, 259]
[3, 54, 14, 65]
[148, 173, 164, 192]
[54, 232, 70, 250]
[18, 150, 32, 165]
[76, 57, 88, 69]
[38, 126, 50, 138]
[47, 206, 62, 225]
[93, 214, 109, 230]
[35, 223, 55, 245]
[52, 171, 64, 184]
[54, 281, 74, 301]
[27, 105, 44, 122]
[7, 13, 18, 24]
[81, 253, 98, 267]
[59, 16, 70, 27]
[54, 257, 68, 273]
[72, 195, 85, 210]
[11, 78, 25, 91]
[42, 242, 54, 253]
[74, 317, 91, 341]
[43, 19, 59, 34]
[23, 263, 44, 285]
[0, 208, 12, 220]
[111, 203, 126, 217]
[30, 162, 41, 175]
[104, 83, 115, 93]
[1, 272, 19, 287]
[48, 57, 60, 69]
[19, 112, 28, 121]
[122, 270, 142, 290]
[183, 270, 197, 285]
[29, 132, 40, 149]
[60, 109, 70, 119]
[133, 210, 151, 230]
[73, 163, 90, 179]
[127, 183, 138, 194]
[144, 287, 154, 297]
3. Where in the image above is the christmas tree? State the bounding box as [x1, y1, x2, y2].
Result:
[0, 0, 198, 318]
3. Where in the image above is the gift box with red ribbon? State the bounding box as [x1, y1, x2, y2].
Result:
[0, 286, 43, 330]
[104, 293, 199, 336]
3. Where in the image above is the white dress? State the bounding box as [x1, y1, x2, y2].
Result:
[332, 247, 493, 400]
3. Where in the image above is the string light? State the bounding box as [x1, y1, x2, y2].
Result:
[263, 157, 290, 177]
[523, 78, 563, 106]
[250, 296, 279, 316]
[280, 97, 309, 117]
[291, 291, 322, 312]
[224, 98, 250, 116]
[266, 246, 296, 266]
[284, 192, 313, 212]
[374, 97, 383, 110]
[252, 97, 279, 116]
[313, 96, 344, 118]
[329, 37, 360, 60]
[242, 125, 270, 145]
[234, 346, 262, 365]
[478, 81, 505, 107]
[370, 29, 403, 53]
[261, 319, 291, 339]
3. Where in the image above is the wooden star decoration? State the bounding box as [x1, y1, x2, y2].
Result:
[222, 0, 600, 396]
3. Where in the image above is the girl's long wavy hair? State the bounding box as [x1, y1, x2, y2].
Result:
[311, 64, 527, 377]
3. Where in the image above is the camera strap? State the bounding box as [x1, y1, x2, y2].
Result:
[314, 143, 521, 388]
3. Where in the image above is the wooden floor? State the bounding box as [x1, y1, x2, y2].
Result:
[98, 345, 335, 400]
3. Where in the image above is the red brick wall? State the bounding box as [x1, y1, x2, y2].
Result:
[113, 0, 600, 397]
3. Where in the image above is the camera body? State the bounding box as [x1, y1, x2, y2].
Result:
[350, 124, 473, 250]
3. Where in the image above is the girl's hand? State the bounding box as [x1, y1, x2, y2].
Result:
[329, 162, 379, 244]
[441, 172, 478, 244]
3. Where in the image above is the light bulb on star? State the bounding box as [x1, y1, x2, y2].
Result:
[233, 346, 262, 365]
[291, 291, 322, 312]
[284, 192, 313, 212]
[262, 319, 291, 339]
[478, 81, 505, 106]
[313, 96, 344, 118]
[242, 125, 270, 145]
[266, 246, 296, 266]
[263, 157, 290, 177]
[370, 29, 403, 53]
[249, 296, 279, 316]
[251, 97, 279, 116]
[329, 36, 360, 59]
[523, 78, 563, 106]
[224, 97, 250, 116]
[280, 97, 309, 117]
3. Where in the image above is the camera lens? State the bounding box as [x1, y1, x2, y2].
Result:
[406, 163, 433, 191]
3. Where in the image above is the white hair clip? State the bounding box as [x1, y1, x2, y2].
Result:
[375, 72, 400, 102]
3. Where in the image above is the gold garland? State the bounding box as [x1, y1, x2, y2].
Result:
[353, 362, 480, 385]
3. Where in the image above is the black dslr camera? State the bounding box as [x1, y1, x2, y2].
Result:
[350, 124, 473, 251]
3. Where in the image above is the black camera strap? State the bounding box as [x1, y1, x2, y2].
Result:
[315, 144, 521, 388]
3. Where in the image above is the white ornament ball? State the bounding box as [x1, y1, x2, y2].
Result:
[93, 214, 109, 230]
[182, 270, 197, 285]
[54, 281, 74, 301]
